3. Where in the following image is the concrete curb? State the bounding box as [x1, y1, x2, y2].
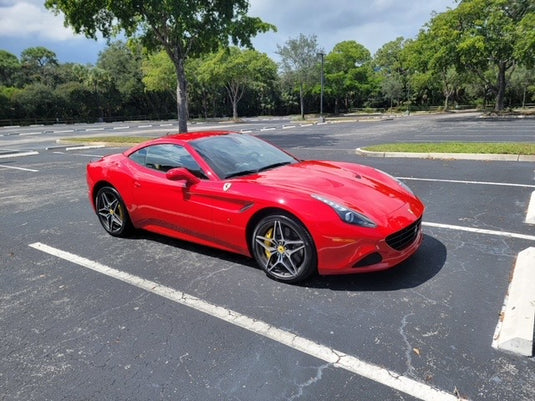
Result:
[493, 247, 535, 356]
[0, 150, 39, 159]
[355, 148, 535, 162]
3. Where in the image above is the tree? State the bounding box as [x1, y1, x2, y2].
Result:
[55, 81, 94, 120]
[381, 74, 404, 110]
[277, 34, 322, 120]
[200, 47, 277, 120]
[142, 51, 177, 98]
[404, 27, 460, 110]
[98, 42, 144, 101]
[20, 47, 59, 86]
[0, 50, 21, 87]
[426, 0, 535, 111]
[86, 67, 114, 118]
[13, 83, 59, 119]
[325, 41, 372, 113]
[509, 65, 535, 108]
[45, 0, 275, 132]
[374, 37, 412, 110]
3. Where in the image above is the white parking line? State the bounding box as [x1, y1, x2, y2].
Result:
[399, 177, 535, 189]
[65, 145, 105, 151]
[0, 164, 38, 172]
[492, 247, 535, 356]
[29, 242, 458, 401]
[423, 222, 535, 242]
[19, 131, 43, 136]
[525, 191, 535, 225]
[0, 151, 39, 159]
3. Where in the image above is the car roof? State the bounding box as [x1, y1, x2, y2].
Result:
[163, 130, 235, 143]
[125, 130, 236, 155]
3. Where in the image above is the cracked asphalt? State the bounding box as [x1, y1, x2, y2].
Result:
[1, 113, 534, 400]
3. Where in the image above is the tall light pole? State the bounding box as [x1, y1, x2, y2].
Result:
[318, 52, 325, 123]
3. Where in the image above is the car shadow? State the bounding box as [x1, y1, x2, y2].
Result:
[129, 230, 258, 268]
[129, 231, 446, 292]
[304, 234, 447, 291]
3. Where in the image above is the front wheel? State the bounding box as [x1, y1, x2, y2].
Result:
[251, 214, 317, 283]
[95, 186, 133, 237]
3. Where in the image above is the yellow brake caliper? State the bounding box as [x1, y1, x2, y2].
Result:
[265, 228, 273, 258]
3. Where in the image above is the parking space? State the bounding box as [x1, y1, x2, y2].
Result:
[1, 116, 535, 400]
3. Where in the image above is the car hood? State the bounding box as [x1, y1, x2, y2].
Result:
[240, 160, 417, 218]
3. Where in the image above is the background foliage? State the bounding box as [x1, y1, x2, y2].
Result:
[1, 0, 534, 126]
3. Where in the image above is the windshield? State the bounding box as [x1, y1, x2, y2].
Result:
[190, 133, 298, 179]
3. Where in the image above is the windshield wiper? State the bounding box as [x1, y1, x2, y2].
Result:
[224, 169, 259, 179]
[257, 161, 293, 172]
[224, 162, 293, 179]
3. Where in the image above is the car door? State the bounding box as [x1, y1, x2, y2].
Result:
[127, 143, 214, 240]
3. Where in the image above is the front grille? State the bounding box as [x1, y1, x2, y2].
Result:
[385, 218, 422, 251]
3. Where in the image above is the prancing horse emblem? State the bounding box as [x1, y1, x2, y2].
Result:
[223, 183, 232, 192]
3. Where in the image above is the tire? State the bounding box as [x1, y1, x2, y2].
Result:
[251, 214, 317, 283]
[95, 186, 133, 237]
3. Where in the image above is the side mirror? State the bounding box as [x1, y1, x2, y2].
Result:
[166, 167, 200, 186]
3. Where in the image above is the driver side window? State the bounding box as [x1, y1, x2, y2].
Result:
[129, 144, 206, 179]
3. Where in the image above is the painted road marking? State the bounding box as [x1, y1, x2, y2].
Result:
[425, 221, 535, 357]
[423, 222, 535, 242]
[492, 247, 535, 356]
[29, 242, 458, 401]
[399, 177, 535, 189]
[0, 151, 39, 159]
[19, 131, 44, 136]
[65, 145, 105, 151]
[0, 164, 39, 172]
[525, 191, 535, 225]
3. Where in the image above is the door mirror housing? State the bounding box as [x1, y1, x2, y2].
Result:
[166, 167, 200, 185]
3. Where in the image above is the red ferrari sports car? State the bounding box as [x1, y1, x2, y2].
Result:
[87, 131, 424, 283]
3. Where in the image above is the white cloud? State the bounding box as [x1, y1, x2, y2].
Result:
[0, 0, 457, 63]
[249, 0, 456, 55]
[0, 0, 79, 41]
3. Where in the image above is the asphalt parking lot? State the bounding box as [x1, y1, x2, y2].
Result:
[1, 113, 534, 400]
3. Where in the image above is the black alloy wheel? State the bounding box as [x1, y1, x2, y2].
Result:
[252, 214, 317, 283]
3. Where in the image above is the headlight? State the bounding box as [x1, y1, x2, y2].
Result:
[374, 169, 414, 195]
[312, 194, 377, 228]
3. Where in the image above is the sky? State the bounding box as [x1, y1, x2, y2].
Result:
[0, 0, 458, 65]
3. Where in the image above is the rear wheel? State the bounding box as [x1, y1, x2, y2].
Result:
[251, 214, 316, 283]
[95, 186, 133, 237]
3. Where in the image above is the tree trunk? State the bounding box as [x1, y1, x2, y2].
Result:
[174, 58, 189, 133]
[232, 99, 238, 121]
[299, 83, 305, 120]
[495, 62, 506, 112]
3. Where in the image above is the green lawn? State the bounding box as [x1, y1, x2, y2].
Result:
[363, 142, 535, 155]
[65, 136, 155, 144]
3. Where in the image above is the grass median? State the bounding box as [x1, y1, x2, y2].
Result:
[363, 142, 535, 155]
[62, 136, 155, 145]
